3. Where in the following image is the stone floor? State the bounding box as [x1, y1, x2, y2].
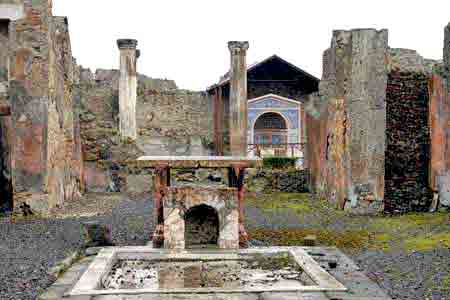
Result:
[3, 193, 448, 300]
[39, 247, 392, 300]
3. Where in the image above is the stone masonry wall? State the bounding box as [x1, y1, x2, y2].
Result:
[9, 0, 52, 202]
[304, 94, 328, 194]
[320, 29, 388, 214]
[245, 168, 309, 194]
[384, 72, 433, 213]
[305, 28, 448, 214]
[77, 69, 214, 192]
[46, 16, 82, 208]
[304, 49, 332, 194]
[429, 72, 450, 209]
[6, 0, 82, 214]
[430, 23, 450, 209]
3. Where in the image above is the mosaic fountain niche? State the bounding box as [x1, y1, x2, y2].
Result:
[68, 157, 347, 297]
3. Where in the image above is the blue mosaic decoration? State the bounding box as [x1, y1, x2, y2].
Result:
[248, 109, 299, 130]
[249, 97, 298, 109]
[248, 96, 300, 130]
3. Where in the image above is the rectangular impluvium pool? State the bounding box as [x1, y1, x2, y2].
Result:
[69, 247, 347, 296]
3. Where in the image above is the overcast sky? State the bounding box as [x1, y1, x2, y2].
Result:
[53, 0, 450, 91]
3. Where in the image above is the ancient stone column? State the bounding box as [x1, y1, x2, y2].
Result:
[228, 41, 249, 157]
[117, 39, 138, 140]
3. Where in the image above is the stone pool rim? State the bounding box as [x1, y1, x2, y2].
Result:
[67, 246, 347, 296]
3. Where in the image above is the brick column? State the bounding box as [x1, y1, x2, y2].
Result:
[228, 41, 249, 157]
[117, 39, 138, 140]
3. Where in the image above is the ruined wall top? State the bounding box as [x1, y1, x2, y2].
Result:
[388, 48, 440, 75]
[332, 28, 388, 35]
[444, 23, 450, 74]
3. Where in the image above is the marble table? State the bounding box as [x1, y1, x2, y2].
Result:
[133, 156, 262, 248]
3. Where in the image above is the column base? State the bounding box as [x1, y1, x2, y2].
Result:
[152, 224, 164, 248]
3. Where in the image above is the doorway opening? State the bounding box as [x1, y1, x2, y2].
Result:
[185, 204, 219, 249]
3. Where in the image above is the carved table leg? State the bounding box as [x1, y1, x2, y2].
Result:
[229, 164, 249, 248]
[152, 164, 170, 248]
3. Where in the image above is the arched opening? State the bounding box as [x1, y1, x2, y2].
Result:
[254, 112, 288, 156]
[185, 204, 219, 249]
[254, 112, 288, 145]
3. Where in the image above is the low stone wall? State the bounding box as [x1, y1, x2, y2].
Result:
[110, 167, 310, 197]
[246, 169, 309, 194]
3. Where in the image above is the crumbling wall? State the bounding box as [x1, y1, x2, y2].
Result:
[384, 71, 433, 213]
[46, 16, 82, 208]
[76, 69, 214, 192]
[429, 72, 450, 209]
[312, 29, 388, 214]
[6, 0, 81, 214]
[306, 29, 448, 214]
[9, 0, 53, 211]
[304, 94, 328, 193]
[304, 49, 331, 194]
[429, 23, 450, 209]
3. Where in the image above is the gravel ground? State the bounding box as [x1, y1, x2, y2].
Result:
[0, 193, 448, 300]
[355, 248, 450, 300]
[0, 194, 153, 300]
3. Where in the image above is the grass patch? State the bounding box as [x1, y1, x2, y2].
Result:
[440, 274, 450, 292]
[369, 213, 449, 233]
[365, 212, 449, 251]
[246, 193, 314, 214]
[247, 192, 450, 254]
[404, 233, 450, 252]
[250, 228, 370, 251]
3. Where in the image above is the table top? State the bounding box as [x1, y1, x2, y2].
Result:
[132, 156, 262, 168]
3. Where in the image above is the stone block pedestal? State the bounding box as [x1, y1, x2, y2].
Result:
[163, 186, 239, 249]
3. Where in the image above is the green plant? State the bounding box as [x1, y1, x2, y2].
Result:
[201, 136, 215, 150]
[263, 157, 297, 169]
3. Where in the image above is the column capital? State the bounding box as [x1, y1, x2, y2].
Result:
[117, 39, 138, 50]
[228, 41, 249, 54]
